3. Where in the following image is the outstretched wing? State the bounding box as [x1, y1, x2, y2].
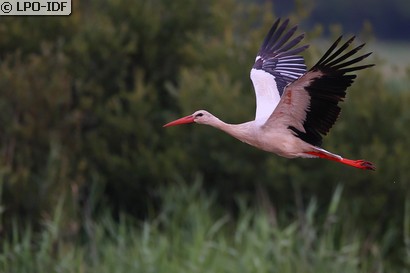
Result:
[251, 18, 309, 122]
[266, 36, 374, 146]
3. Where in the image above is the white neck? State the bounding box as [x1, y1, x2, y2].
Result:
[205, 116, 256, 145]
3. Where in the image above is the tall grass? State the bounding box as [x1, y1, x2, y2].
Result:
[0, 181, 408, 273]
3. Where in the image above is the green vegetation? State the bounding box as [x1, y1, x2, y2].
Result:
[1, 182, 409, 272]
[0, 0, 409, 271]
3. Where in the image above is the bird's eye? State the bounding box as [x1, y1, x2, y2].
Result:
[195, 113, 204, 117]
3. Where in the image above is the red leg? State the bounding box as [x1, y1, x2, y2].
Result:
[306, 151, 375, 171]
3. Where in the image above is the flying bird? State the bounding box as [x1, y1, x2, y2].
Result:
[164, 18, 375, 170]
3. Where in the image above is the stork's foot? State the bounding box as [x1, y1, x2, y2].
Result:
[306, 151, 376, 171]
[340, 158, 376, 171]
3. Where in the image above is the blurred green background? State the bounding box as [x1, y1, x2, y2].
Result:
[0, 0, 409, 272]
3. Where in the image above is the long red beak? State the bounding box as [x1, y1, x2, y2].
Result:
[163, 115, 195, 127]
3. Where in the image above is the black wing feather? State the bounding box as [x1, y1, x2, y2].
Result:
[270, 26, 298, 52]
[253, 18, 309, 96]
[289, 36, 374, 146]
[313, 36, 343, 66]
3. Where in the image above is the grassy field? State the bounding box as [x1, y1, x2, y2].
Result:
[1, 182, 409, 273]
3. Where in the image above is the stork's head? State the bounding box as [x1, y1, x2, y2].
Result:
[163, 110, 215, 127]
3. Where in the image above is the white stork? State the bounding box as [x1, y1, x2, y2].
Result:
[164, 18, 375, 170]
